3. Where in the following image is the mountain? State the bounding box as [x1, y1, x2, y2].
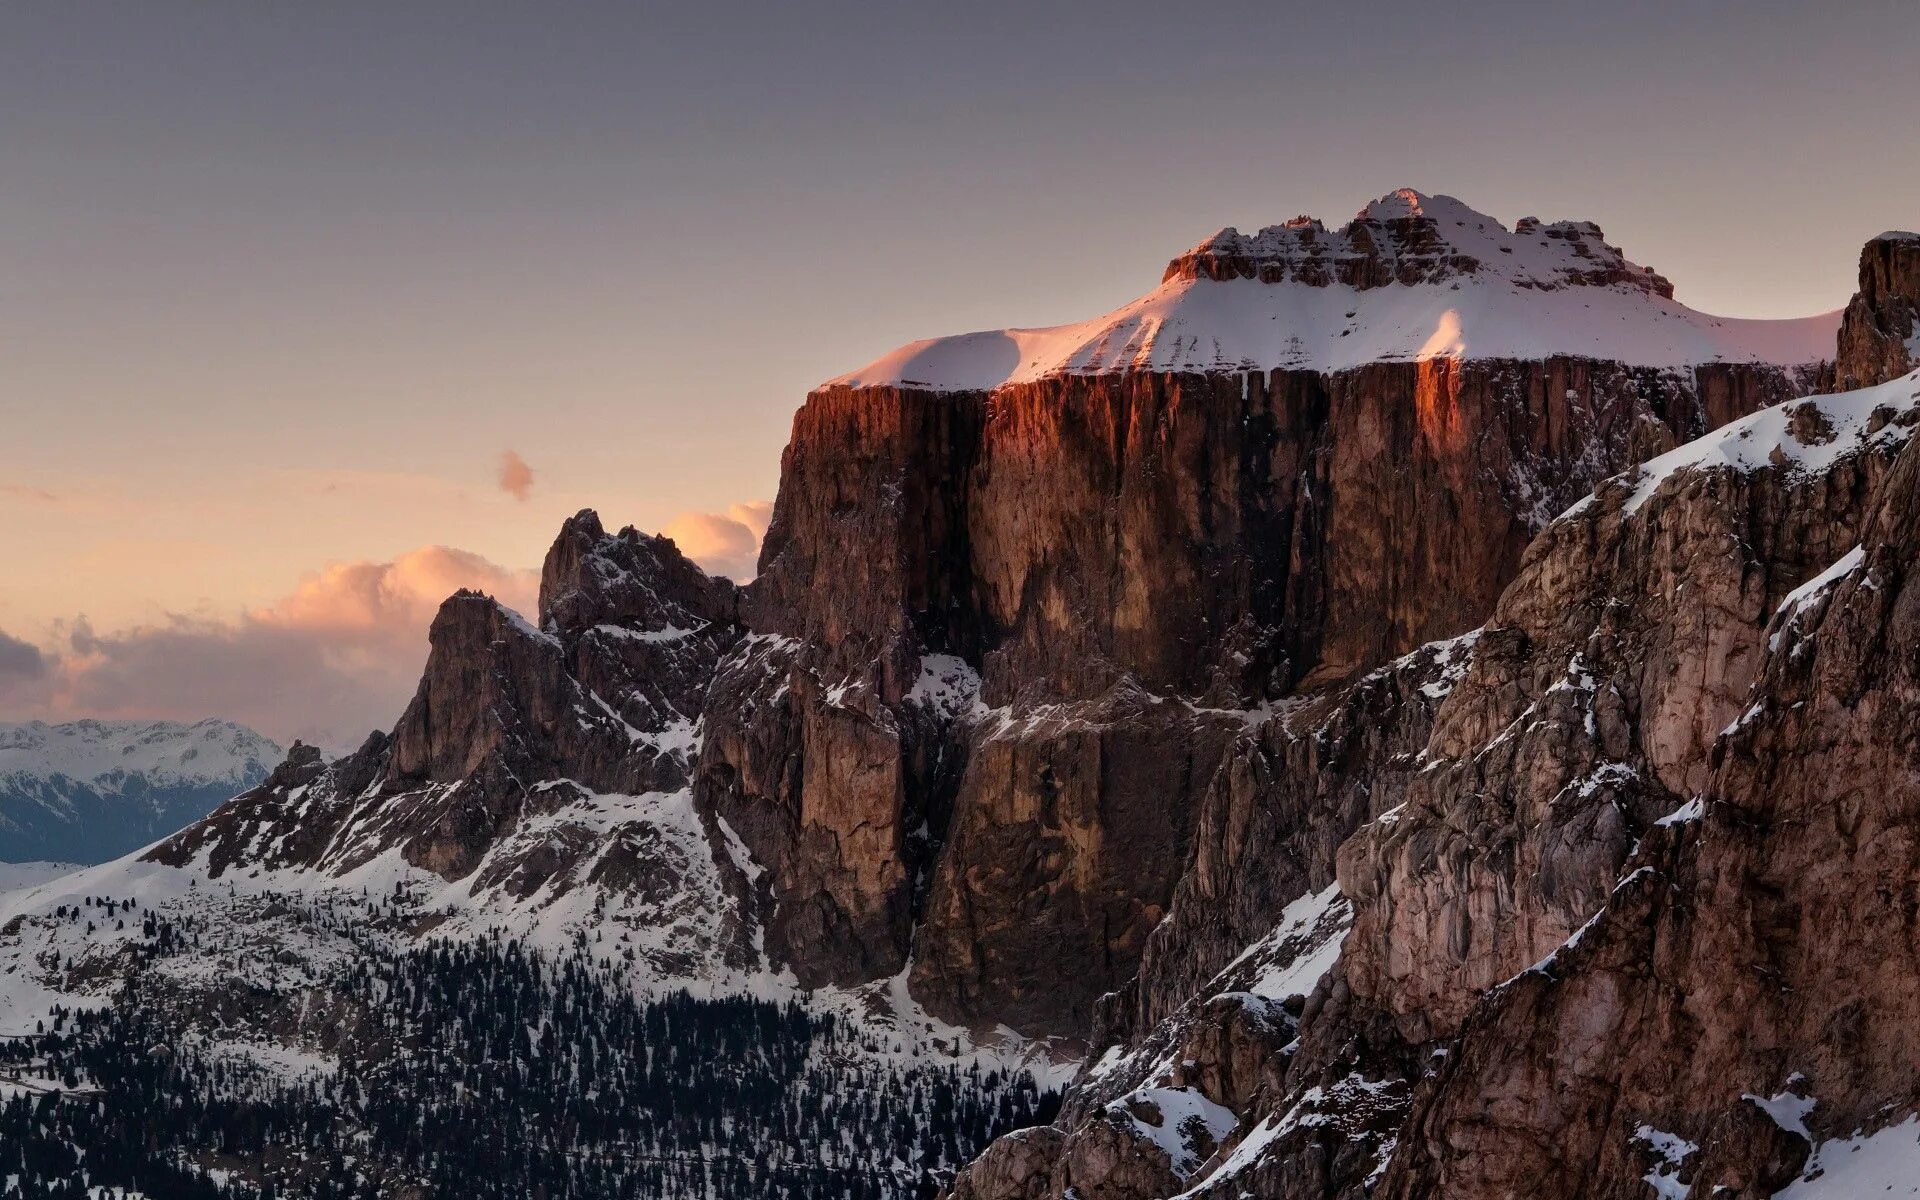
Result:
[943, 217, 1920, 1198]
[4, 190, 1916, 1199]
[0, 517, 1065, 1197]
[725, 188, 1828, 1039]
[832, 190, 1835, 392]
[0, 719, 279, 864]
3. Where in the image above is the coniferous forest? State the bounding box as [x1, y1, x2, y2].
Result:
[0, 927, 1058, 1199]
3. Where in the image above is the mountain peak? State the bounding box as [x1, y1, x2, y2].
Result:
[1163, 189, 1671, 298]
[827, 191, 1837, 393]
[1357, 186, 1446, 221]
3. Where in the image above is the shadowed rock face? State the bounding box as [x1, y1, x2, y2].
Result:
[1378, 379, 1920, 1199]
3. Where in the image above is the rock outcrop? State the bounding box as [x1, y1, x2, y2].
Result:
[150, 515, 748, 955]
[1833, 230, 1920, 389]
[1165, 190, 1674, 297]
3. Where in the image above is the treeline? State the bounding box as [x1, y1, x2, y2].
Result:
[0, 931, 1057, 1198]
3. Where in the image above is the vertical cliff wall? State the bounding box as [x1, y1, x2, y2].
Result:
[699, 352, 1803, 1037]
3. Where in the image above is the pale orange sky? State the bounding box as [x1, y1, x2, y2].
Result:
[3, 1, 1916, 745]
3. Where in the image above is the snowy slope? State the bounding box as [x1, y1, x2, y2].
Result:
[0, 861, 77, 898]
[827, 190, 1839, 392]
[1776, 1115, 1920, 1198]
[0, 718, 280, 790]
[1562, 367, 1920, 521]
[0, 797, 1071, 1091]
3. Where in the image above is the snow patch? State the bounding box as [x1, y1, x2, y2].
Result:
[1635, 1124, 1698, 1199]
[1108, 1086, 1238, 1178]
[1775, 1114, 1920, 1199]
[906, 654, 986, 721]
[1656, 797, 1705, 827]
[1745, 1084, 1816, 1139]
[1222, 884, 1350, 1002]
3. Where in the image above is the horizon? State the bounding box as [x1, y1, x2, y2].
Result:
[5, 0, 1917, 745]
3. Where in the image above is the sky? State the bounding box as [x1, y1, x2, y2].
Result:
[3, 0, 1917, 747]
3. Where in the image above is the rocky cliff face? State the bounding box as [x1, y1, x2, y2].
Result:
[944, 247, 1912, 1196]
[705, 355, 1801, 1037]
[1833, 231, 1920, 390]
[1381, 369, 1920, 1199]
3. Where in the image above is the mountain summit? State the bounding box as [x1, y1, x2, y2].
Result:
[830, 190, 1838, 391]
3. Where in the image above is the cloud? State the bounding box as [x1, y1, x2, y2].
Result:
[661, 501, 773, 581]
[497, 450, 535, 502]
[4, 546, 538, 751]
[0, 629, 48, 695]
[0, 483, 59, 504]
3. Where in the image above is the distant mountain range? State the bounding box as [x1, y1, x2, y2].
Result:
[0, 718, 280, 864]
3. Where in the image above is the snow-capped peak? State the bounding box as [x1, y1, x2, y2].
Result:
[0, 718, 283, 790]
[824, 190, 1840, 393]
[1360, 186, 1432, 221]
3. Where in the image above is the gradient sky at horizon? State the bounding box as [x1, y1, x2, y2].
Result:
[4, 0, 1918, 743]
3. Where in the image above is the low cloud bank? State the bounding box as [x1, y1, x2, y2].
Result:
[0, 546, 537, 750]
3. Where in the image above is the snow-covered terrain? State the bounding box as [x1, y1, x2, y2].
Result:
[0, 782, 1070, 1088]
[0, 719, 280, 790]
[827, 191, 1839, 392]
[0, 861, 77, 898]
[1776, 1115, 1920, 1198]
[1556, 367, 1920, 523]
[0, 719, 279, 864]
